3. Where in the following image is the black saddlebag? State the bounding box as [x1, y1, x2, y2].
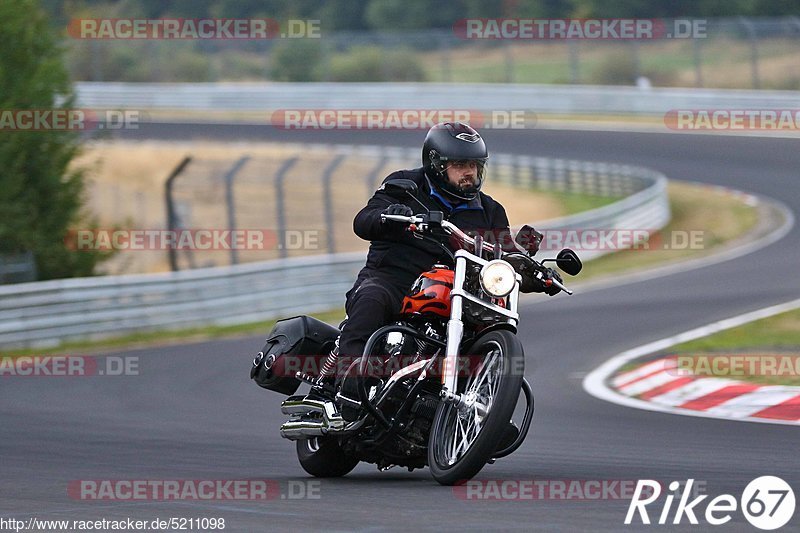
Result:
[250, 315, 340, 395]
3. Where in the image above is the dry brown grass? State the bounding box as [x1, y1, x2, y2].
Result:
[73, 140, 563, 274]
[575, 181, 760, 280]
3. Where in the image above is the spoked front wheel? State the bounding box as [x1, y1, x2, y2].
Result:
[428, 330, 525, 485]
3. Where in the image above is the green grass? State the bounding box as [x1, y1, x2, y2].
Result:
[546, 190, 622, 214]
[666, 308, 800, 386]
[673, 309, 800, 354]
[421, 37, 800, 89]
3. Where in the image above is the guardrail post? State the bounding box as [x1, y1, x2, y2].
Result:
[0, 251, 37, 284]
[223, 156, 251, 265]
[322, 154, 346, 254]
[164, 156, 192, 272]
[274, 157, 299, 259]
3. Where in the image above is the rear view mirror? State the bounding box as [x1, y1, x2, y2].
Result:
[382, 179, 418, 198]
[514, 225, 543, 255]
[556, 249, 582, 276]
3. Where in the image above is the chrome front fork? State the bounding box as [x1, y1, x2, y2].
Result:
[442, 254, 467, 395]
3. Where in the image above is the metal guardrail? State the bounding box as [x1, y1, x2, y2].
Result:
[0, 252, 364, 348]
[75, 82, 800, 116]
[0, 151, 668, 349]
[0, 252, 37, 285]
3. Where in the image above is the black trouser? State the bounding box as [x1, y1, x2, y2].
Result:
[338, 277, 404, 359]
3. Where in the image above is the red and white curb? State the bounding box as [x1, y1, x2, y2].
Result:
[583, 297, 800, 426]
[611, 356, 800, 422]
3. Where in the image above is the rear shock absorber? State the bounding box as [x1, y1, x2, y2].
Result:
[317, 336, 340, 383]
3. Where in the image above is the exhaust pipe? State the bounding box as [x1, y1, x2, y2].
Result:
[280, 419, 327, 439]
[279, 395, 347, 440]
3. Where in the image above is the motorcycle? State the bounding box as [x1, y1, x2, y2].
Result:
[250, 178, 582, 485]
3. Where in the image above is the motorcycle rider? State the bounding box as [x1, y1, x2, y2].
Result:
[336, 122, 559, 366]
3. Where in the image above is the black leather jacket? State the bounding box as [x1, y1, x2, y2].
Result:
[348, 167, 511, 301]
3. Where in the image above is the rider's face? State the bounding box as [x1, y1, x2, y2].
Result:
[444, 160, 480, 191]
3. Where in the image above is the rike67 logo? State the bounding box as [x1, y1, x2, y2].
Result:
[626, 477, 795, 530]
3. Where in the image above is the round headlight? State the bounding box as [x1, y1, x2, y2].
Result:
[479, 260, 516, 298]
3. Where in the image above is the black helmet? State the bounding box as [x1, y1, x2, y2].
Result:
[422, 122, 488, 202]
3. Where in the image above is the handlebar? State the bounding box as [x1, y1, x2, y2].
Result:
[547, 276, 572, 295]
[380, 212, 573, 295]
[381, 213, 506, 256]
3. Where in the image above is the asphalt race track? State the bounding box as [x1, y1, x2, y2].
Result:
[3, 126, 799, 531]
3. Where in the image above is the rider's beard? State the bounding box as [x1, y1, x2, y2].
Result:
[457, 176, 475, 190]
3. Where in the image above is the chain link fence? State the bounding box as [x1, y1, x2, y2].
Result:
[0, 148, 668, 347]
[161, 145, 663, 272]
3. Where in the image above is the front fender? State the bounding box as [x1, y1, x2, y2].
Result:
[460, 322, 518, 353]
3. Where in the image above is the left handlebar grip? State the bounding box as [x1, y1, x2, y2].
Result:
[380, 213, 418, 224]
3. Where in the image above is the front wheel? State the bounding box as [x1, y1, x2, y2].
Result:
[296, 437, 359, 478]
[428, 330, 524, 485]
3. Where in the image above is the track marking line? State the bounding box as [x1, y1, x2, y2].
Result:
[583, 297, 800, 426]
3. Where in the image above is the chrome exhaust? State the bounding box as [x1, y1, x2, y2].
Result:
[280, 419, 327, 439]
[279, 395, 347, 440]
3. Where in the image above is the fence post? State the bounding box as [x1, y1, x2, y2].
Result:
[365, 156, 389, 195]
[164, 156, 192, 272]
[739, 17, 760, 90]
[274, 157, 299, 259]
[440, 35, 452, 82]
[322, 154, 346, 254]
[692, 37, 703, 88]
[630, 40, 641, 83]
[223, 156, 251, 265]
[568, 40, 580, 84]
[504, 41, 514, 83]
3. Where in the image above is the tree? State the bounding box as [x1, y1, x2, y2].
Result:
[0, 0, 106, 280]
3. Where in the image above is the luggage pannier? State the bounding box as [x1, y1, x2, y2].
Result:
[250, 315, 340, 395]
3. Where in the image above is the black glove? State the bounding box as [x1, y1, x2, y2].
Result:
[543, 268, 563, 296]
[381, 204, 413, 222]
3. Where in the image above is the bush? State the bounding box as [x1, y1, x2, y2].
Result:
[0, 0, 108, 280]
[327, 46, 427, 82]
[269, 40, 324, 82]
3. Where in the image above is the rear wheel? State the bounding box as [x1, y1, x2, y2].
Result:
[296, 437, 359, 478]
[428, 330, 524, 485]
